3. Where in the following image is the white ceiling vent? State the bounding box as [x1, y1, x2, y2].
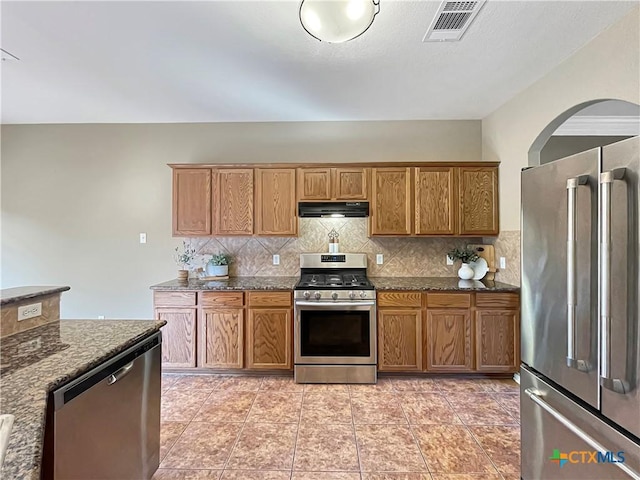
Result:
[423, 0, 487, 42]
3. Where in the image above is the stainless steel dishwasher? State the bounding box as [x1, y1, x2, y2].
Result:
[51, 332, 161, 480]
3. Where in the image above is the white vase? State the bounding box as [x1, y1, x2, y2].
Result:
[206, 264, 228, 276]
[458, 262, 474, 280]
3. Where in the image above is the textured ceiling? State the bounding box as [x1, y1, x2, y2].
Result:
[1, 1, 636, 124]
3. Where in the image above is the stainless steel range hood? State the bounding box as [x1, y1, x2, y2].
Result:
[298, 202, 369, 218]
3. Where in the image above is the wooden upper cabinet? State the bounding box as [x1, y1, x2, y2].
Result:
[370, 168, 412, 235]
[333, 167, 368, 200]
[297, 168, 331, 201]
[255, 169, 297, 236]
[297, 167, 368, 201]
[172, 168, 212, 236]
[458, 167, 499, 235]
[213, 169, 254, 235]
[415, 167, 456, 235]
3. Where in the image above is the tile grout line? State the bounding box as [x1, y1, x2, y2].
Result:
[159, 377, 218, 469]
[290, 383, 306, 480]
[218, 377, 264, 475]
[348, 384, 364, 480]
[397, 385, 432, 476]
[442, 383, 514, 478]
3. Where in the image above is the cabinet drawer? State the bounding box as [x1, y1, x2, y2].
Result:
[377, 291, 422, 308]
[154, 291, 196, 307]
[247, 291, 292, 307]
[426, 293, 471, 308]
[476, 293, 519, 309]
[200, 291, 244, 307]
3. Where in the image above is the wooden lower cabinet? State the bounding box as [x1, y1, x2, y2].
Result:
[378, 309, 422, 371]
[199, 307, 244, 368]
[475, 309, 519, 372]
[424, 309, 474, 372]
[246, 308, 292, 369]
[155, 308, 197, 368]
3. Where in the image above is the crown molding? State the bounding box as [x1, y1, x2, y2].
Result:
[554, 116, 640, 136]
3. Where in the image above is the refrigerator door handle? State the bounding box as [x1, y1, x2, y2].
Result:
[566, 175, 591, 372]
[525, 388, 640, 480]
[599, 167, 629, 394]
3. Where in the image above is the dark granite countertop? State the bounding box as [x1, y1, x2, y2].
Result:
[1, 286, 70, 306]
[0, 319, 166, 480]
[370, 277, 520, 291]
[151, 276, 300, 291]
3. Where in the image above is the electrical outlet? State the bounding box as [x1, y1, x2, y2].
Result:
[376, 254, 384, 265]
[139, 233, 147, 244]
[17, 303, 42, 321]
[98, 315, 105, 319]
[273, 254, 280, 265]
[499, 257, 507, 269]
[446, 255, 454, 265]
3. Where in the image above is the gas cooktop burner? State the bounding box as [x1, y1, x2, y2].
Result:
[297, 273, 372, 289]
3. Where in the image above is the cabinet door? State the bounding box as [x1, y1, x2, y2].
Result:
[370, 168, 412, 235]
[214, 169, 253, 235]
[425, 309, 473, 372]
[476, 309, 519, 372]
[255, 169, 297, 235]
[378, 309, 422, 371]
[415, 167, 456, 235]
[246, 308, 292, 369]
[172, 168, 212, 236]
[199, 308, 244, 368]
[155, 308, 197, 368]
[297, 168, 331, 201]
[333, 167, 369, 200]
[458, 167, 499, 235]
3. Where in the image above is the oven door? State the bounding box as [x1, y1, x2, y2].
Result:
[294, 301, 376, 365]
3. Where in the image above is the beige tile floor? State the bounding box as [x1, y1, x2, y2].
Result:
[155, 375, 521, 480]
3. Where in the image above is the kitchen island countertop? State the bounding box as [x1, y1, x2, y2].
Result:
[371, 277, 520, 291]
[0, 319, 166, 480]
[151, 276, 300, 291]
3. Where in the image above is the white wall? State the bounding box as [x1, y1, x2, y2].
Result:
[483, 7, 640, 230]
[1, 120, 482, 318]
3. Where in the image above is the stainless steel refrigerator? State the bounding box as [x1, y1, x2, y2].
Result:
[521, 136, 640, 480]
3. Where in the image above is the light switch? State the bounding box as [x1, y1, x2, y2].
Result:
[446, 255, 454, 265]
[139, 233, 147, 244]
[499, 257, 507, 269]
[376, 254, 384, 265]
[273, 254, 280, 265]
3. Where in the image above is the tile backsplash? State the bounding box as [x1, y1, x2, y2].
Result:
[188, 218, 521, 285]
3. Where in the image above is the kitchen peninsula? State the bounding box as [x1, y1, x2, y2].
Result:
[0, 286, 165, 480]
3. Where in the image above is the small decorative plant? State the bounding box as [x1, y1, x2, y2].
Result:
[447, 247, 479, 264]
[208, 253, 231, 266]
[174, 240, 197, 270]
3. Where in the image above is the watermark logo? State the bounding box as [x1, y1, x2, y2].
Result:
[549, 449, 569, 467]
[549, 449, 625, 468]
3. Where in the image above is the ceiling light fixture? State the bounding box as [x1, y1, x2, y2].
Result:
[299, 0, 380, 43]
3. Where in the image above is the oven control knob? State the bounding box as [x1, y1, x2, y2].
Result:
[314, 291, 322, 300]
[349, 291, 357, 300]
[303, 291, 311, 300]
[331, 292, 338, 301]
[360, 291, 367, 299]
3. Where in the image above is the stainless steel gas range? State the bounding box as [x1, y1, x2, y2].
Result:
[293, 253, 377, 384]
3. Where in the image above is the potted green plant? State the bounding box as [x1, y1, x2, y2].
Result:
[447, 247, 479, 280]
[174, 240, 196, 280]
[206, 253, 231, 277]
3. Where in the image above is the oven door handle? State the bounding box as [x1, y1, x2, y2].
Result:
[295, 301, 376, 307]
